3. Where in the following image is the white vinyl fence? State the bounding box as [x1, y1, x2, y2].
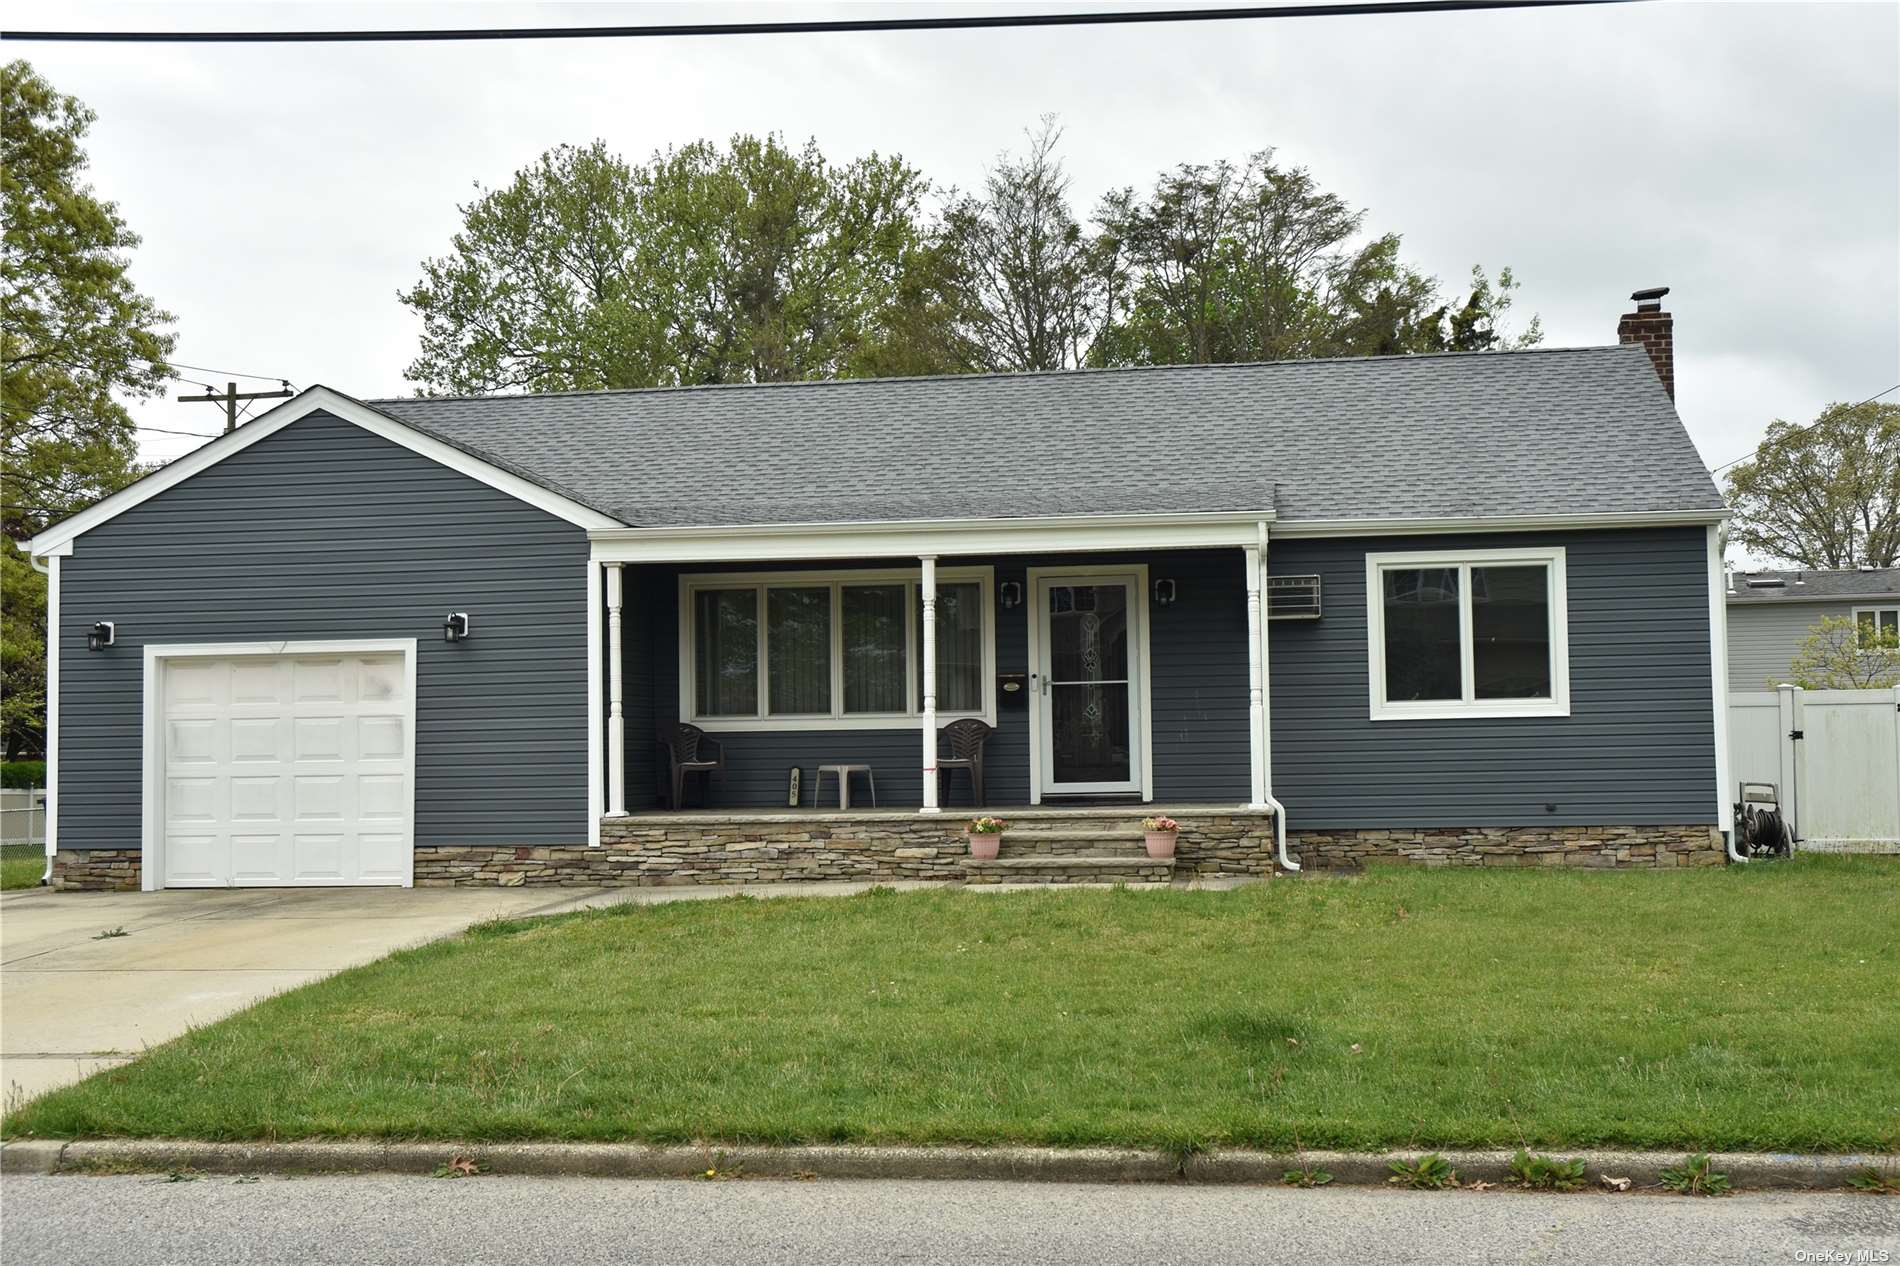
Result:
[1730, 685, 1900, 852]
[1, 786, 47, 847]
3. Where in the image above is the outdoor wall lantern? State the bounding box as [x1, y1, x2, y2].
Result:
[443, 612, 471, 643]
[1152, 578, 1177, 607]
[87, 621, 116, 652]
[998, 581, 1022, 609]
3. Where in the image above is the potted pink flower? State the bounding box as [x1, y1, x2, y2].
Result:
[1141, 815, 1180, 859]
[966, 815, 1007, 859]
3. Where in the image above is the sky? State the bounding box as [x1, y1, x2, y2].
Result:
[10, 0, 1899, 509]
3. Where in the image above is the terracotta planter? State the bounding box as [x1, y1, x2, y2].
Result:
[1144, 830, 1178, 860]
[968, 831, 1002, 859]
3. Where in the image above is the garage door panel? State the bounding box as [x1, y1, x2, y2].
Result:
[229, 775, 286, 823]
[292, 659, 346, 703]
[293, 716, 347, 761]
[167, 718, 219, 764]
[229, 717, 284, 763]
[159, 651, 410, 889]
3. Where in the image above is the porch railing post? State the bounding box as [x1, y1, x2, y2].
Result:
[606, 562, 627, 817]
[920, 554, 940, 814]
[1244, 544, 1267, 809]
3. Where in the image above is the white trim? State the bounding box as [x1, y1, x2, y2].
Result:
[140, 638, 419, 891]
[920, 556, 939, 815]
[591, 511, 1275, 564]
[677, 565, 997, 731]
[1709, 525, 1739, 859]
[1257, 523, 1275, 802]
[43, 555, 60, 876]
[1271, 508, 1728, 540]
[24, 385, 620, 555]
[1728, 592, 1900, 607]
[1027, 564, 1152, 800]
[605, 563, 626, 817]
[1244, 544, 1266, 808]
[1364, 545, 1571, 721]
[586, 562, 604, 846]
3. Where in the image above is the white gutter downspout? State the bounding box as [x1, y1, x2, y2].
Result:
[27, 551, 54, 885]
[1709, 522, 1745, 864]
[1258, 521, 1299, 872]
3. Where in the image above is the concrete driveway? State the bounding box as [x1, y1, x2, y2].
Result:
[0, 884, 632, 1106]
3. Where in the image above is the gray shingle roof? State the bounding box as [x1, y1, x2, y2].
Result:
[1727, 568, 1900, 603]
[371, 343, 1723, 529]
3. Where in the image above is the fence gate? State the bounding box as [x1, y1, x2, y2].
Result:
[1729, 686, 1900, 852]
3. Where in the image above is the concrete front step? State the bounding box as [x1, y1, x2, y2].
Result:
[963, 855, 1175, 885]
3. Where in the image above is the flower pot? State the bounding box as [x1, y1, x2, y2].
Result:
[968, 831, 1001, 859]
[1144, 830, 1178, 860]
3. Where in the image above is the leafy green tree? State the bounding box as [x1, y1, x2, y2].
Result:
[1724, 401, 1900, 569]
[401, 135, 960, 392]
[2, 60, 178, 757]
[1091, 150, 1537, 366]
[1785, 615, 1900, 690]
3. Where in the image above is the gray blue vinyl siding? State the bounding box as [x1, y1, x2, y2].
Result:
[1726, 600, 1863, 691]
[56, 410, 591, 849]
[624, 531, 1717, 824]
[624, 550, 1251, 809]
[1267, 527, 1717, 827]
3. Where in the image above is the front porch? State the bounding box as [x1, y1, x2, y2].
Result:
[417, 804, 1283, 887]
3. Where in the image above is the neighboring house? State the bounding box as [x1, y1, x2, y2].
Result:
[19, 288, 1742, 891]
[1726, 568, 1900, 689]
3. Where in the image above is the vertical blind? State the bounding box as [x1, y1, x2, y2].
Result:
[689, 575, 988, 720]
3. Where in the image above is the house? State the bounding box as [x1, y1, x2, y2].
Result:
[1726, 568, 1900, 689]
[20, 288, 1741, 891]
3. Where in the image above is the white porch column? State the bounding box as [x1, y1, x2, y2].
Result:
[1258, 521, 1275, 797]
[920, 555, 940, 814]
[606, 563, 627, 817]
[1244, 543, 1267, 808]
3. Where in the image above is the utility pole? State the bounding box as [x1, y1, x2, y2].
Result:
[178, 380, 293, 432]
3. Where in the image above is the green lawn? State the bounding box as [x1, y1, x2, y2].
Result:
[0, 843, 43, 890]
[7, 858, 1897, 1151]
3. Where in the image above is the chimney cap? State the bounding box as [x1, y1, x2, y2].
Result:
[1630, 285, 1670, 311]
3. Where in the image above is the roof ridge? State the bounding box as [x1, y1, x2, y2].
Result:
[373, 344, 1642, 407]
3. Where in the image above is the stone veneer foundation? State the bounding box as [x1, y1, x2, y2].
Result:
[48, 822, 1726, 892]
[1288, 825, 1726, 870]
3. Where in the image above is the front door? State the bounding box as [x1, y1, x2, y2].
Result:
[1033, 574, 1144, 796]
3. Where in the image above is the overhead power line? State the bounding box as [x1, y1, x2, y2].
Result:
[2, 0, 1642, 44]
[1710, 382, 1900, 475]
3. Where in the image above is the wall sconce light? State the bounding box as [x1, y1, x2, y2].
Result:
[998, 581, 1022, 609]
[443, 612, 471, 643]
[1152, 579, 1177, 607]
[87, 621, 116, 652]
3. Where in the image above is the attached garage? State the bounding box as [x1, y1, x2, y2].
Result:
[149, 643, 415, 888]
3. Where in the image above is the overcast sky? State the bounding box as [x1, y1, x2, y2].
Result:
[11, 0, 1899, 495]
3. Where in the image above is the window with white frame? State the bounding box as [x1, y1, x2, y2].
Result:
[1855, 605, 1900, 650]
[1365, 546, 1570, 719]
[681, 568, 995, 728]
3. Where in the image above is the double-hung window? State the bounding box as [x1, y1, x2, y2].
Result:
[1366, 546, 1570, 719]
[1854, 606, 1900, 651]
[683, 568, 994, 729]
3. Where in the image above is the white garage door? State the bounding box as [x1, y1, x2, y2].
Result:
[159, 652, 412, 887]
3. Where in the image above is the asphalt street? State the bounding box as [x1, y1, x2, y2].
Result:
[2, 1173, 1896, 1265]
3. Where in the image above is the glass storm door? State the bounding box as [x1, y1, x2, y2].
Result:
[1035, 575, 1143, 795]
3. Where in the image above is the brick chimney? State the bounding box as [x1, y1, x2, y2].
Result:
[1617, 286, 1674, 400]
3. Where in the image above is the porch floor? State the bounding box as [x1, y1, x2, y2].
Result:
[607, 803, 1268, 826]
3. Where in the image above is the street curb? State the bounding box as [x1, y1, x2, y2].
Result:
[3, 1139, 1893, 1190]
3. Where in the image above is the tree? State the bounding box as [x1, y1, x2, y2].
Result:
[1724, 401, 1900, 569]
[2, 60, 178, 757]
[943, 118, 1102, 371]
[1091, 149, 1538, 366]
[1785, 615, 1900, 690]
[401, 135, 961, 393]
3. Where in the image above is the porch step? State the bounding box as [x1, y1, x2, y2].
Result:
[991, 824, 1153, 858]
[963, 854, 1175, 885]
